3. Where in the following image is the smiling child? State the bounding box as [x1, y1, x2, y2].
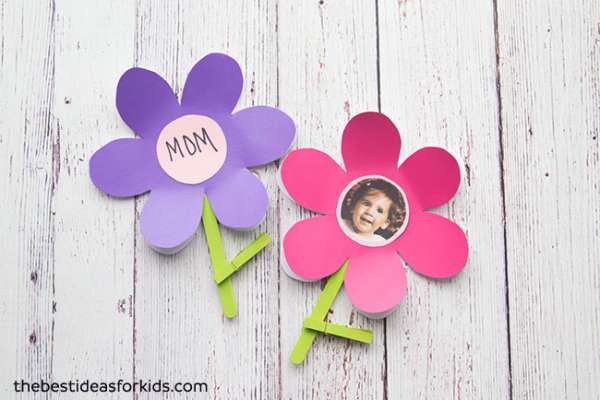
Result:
[340, 178, 407, 245]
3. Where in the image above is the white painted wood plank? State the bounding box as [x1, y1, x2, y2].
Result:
[497, 1, 600, 398]
[4, 1, 598, 399]
[378, 0, 510, 398]
[0, 1, 57, 399]
[132, 1, 281, 398]
[278, 1, 386, 398]
[50, 1, 136, 398]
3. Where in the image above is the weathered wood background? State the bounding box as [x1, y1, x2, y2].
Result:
[1, 0, 599, 399]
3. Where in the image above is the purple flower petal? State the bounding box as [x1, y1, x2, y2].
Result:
[181, 53, 243, 115]
[228, 106, 295, 167]
[205, 168, 268, 229]
[140, 183, 205, 252]
[116, 68, 180, 139]
[89, 138, 159, 197]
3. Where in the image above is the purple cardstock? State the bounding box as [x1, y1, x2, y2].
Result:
[90, 53, 296, 253]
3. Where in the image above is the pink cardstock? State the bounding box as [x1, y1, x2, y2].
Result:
[280, 112, 468, 317]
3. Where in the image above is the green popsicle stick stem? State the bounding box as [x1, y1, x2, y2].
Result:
[202, 197, 237, 318]
[291, 261, 372, 364]
[201, 197, 273, 319]
[216, 279, 237, 319]
[290, 263, 347, 364]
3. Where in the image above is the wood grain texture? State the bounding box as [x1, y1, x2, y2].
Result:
[51, 1, 136, 399]
[1, 0, 600, 399]
[277, 1, 386, 398]
[0, 1, 57, 399]
[132, 1, 281, 399]
[497, 0, 600, 398]
[377, 0, 511, 398]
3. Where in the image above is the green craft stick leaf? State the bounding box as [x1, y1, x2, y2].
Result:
[302, 318, 328, 332]
[212, 232, 273, 284]
[290, 262, 349, 364]
[303, 318, 373, 343]
[213, 263, 235, 284]
[323, 323, 373, 344]
[231, 233, 272, 269]
[291, 261, 373, 363]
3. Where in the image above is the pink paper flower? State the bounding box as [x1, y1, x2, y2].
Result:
[281, 112, 468, 316]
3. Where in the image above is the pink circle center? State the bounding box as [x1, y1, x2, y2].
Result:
[156, 115, 227, 184]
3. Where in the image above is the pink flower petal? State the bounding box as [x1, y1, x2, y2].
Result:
[395, 212, 468, 278]
[341, 112, 401, 174]
[283, 215, 358, 280]
[116, 68, 180, 139]
[398, 147, 461, 211]
[280, 149, 348, 214]
[344, 248, 407, 314]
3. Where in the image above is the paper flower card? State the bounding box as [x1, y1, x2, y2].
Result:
[280, 112, 468, 363]
[90, 53, 295, 318]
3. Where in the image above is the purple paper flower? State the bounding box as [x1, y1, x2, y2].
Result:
[90, 53, 295, 253]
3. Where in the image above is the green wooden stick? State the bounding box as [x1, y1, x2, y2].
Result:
[303, 319, 373, 344]
[201, 198, 273, 319]
[290, 261, 373, 364]
[202, 197, 237, 318]
[291, 263, 347, 364]
[213, 233, 272, 284]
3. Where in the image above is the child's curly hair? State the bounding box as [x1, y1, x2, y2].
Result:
[340, 178, 407, 239]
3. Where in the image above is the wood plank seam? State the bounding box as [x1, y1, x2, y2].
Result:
[492, 0, 514, 399]
[374, 1, 390, 399]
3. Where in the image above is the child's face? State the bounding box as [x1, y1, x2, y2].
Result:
[351, 190, 392, 235]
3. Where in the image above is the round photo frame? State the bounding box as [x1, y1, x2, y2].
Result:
[336, 175, 410, 247]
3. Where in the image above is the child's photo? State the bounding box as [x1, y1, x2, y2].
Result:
[338, 177, 408, 246]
